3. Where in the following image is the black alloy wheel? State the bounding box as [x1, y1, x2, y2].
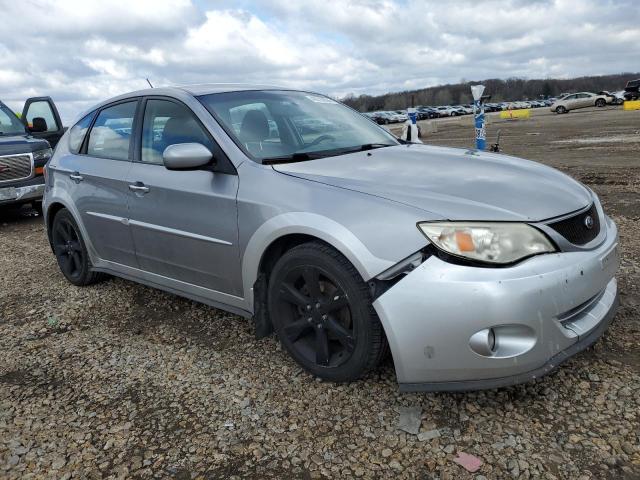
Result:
[51, 209, 105, 286]
[277, 265, 354, 366]
[268, 242, 387, 382]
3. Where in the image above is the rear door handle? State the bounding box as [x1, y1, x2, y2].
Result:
[129, 182, 150, 194]
[69, 172, 83, 183]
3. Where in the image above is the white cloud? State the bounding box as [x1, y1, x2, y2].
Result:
[0, 0, 637, 122]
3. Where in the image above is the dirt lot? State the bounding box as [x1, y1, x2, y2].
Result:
[1, 106, 639, 479]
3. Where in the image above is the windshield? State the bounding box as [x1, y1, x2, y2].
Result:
[0, 102, 26, 136]
[197, 90, 398, 163]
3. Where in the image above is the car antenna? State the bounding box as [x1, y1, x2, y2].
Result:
[146, 78, 154, 88]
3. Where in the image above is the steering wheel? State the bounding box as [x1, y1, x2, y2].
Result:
[305, 134, 336, 148]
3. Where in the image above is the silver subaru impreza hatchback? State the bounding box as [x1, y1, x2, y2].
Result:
[43, 85, 619, 391]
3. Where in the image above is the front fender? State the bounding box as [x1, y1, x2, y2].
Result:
[241, 212, 396, 311]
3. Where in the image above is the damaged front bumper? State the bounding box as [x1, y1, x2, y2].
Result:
[0, 179, 44, 206]
[373, 216, 619, 392]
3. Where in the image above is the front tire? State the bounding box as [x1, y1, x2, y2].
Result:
[595, 98, 606, 107]
[51, 209, 105, 286]
[267, 242, 387, 382]
[556, 105, 567, 114]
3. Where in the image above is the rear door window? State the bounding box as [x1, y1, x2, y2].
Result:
[87, 101, 137, 161]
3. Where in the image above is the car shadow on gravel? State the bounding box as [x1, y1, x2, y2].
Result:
[105, 281, 258, 352]
[0, 368, 65, 399]
[0, 204, 43, 224]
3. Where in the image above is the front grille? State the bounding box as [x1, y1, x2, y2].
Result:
[548, 203, 600, 245]
[0, 154, 32, 183]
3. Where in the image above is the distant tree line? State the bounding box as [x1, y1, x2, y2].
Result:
[341, 73, 639, 112]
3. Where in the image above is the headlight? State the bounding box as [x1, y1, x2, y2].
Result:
[417, 222, 556, 265]
[33, 148, 53, 162]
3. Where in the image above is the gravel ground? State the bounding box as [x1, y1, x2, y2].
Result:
[1, 108, 640, 479]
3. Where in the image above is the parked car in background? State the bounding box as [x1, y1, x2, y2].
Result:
[392, 111, 409, 122]
[362, 112, 379, 123]
[415, 107, 439, 119]
[414, 109, 428, 120]
[483, 103, 502, 112]
[613, 91, 626, 104]
[507, 101, 529, 110]
[550, 92, 609, 114]
[598, 91, 624, 105]
[0, 97, 64, 211]
[434, 106, 452, 117]
[417, 107, 440, 119]
[436, 106, 465, 117]
[623, 79, 639, 101]
[44, 84, 619, 391]
[374, 111, 394, 124]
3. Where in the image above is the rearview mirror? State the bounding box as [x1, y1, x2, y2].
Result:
[163, 143, 214, 170]
[29, 117, 48, 133]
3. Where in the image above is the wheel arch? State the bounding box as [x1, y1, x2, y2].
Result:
[45, 201, 70, 251]
[44, 198, 98, 262]
[241, 212, 395, 312]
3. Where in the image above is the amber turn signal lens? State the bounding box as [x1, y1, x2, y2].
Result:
[455, 231, 475, 252]
[35, 167, 44, 175]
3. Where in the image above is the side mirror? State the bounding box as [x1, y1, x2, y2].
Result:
[163, 143, 214, 170]
[30, 117, 48, 133]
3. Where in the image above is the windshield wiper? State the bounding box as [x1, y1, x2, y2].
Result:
[262, 152, 318, 165]
[262, 143, 396, 165]
[358, 143, 395, 151]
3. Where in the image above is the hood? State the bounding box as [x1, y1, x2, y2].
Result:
[273, 144, 592, 221]
[0, 134, 50, 156]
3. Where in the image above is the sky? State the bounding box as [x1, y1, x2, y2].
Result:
[1, 0, 638, 123]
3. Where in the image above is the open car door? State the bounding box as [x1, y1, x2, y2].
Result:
[21, 96, 65, 148]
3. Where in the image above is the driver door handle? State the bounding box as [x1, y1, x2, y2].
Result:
[69, 172, 83, 183]
[129, 182, 150, 194]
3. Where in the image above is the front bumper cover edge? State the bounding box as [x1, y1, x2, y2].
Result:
[399, 292, 619, 393]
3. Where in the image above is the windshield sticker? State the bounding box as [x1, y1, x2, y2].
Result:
[305, 95, 338, 104]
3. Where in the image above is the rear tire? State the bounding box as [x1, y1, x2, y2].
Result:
[51, 209, 106, 286]
[267, 242, 387, 382]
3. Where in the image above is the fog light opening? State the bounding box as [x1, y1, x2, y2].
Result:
[469, 325, 537, 359]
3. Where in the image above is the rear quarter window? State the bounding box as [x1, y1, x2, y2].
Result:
[68, 112, 96, 154]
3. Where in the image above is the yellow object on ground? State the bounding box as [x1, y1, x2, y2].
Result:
[623, 100, 640, 111]
[500, 109, 530, 120]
